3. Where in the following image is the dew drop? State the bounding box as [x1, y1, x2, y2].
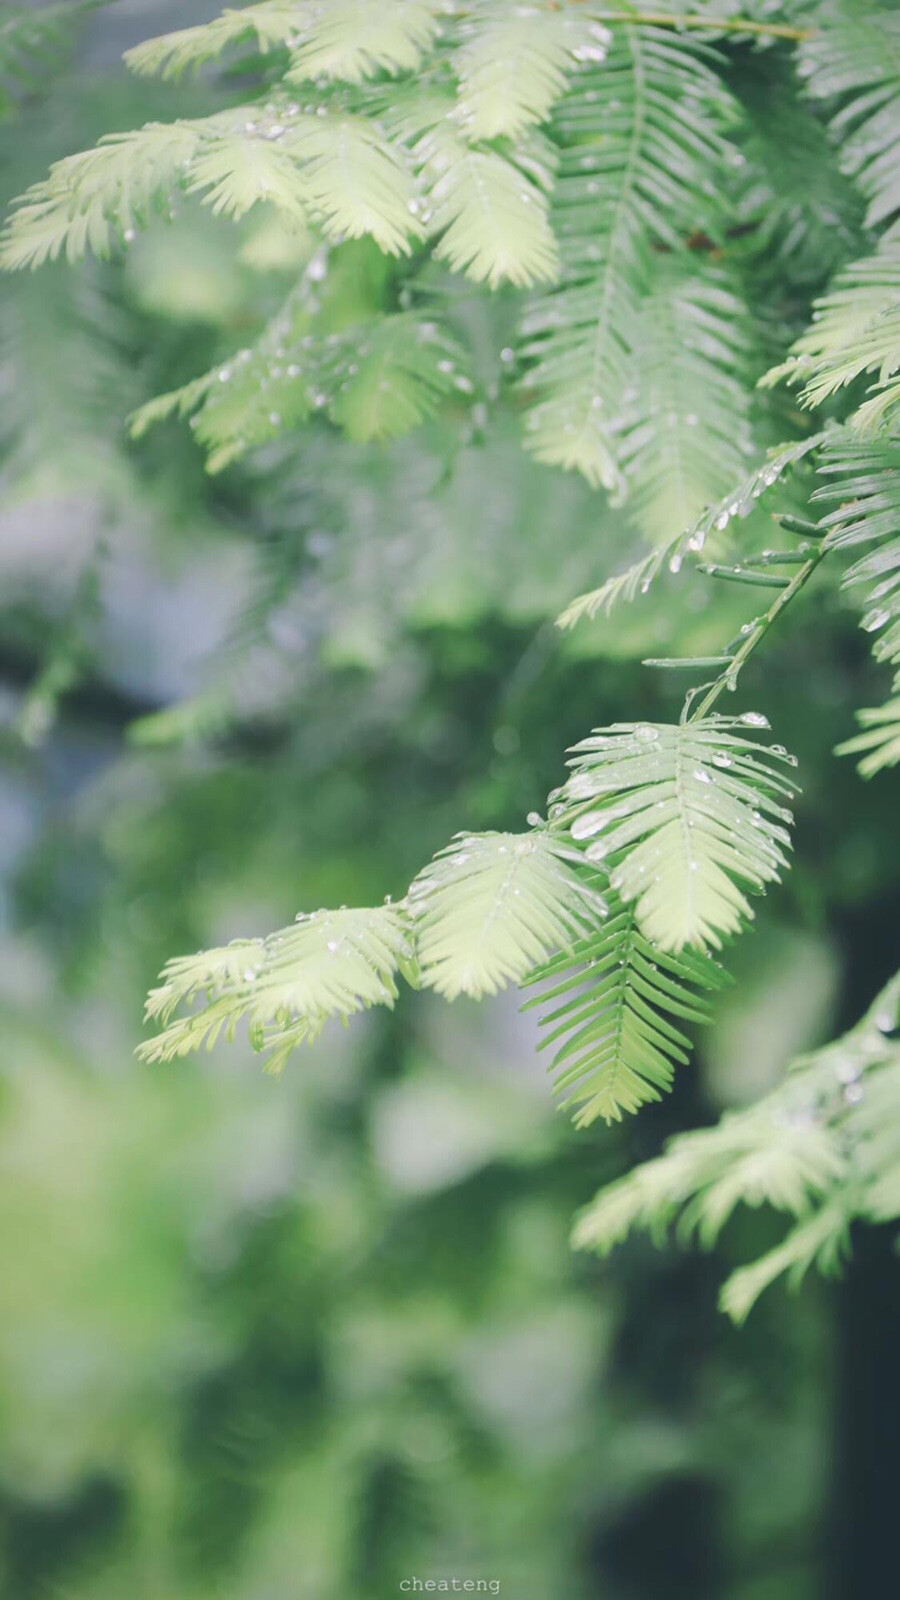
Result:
[738, 711, 770, 729]
[571, 811, 607, 840]
[634, 723, 659, 743]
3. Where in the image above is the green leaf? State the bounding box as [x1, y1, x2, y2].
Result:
[555, 433, 828, 630]
[325, 314, 471, 442]
[0, 104, 421, 269]
[186, 130, 311, 220]
[616, 258, 755, 542]
[798, 5, 900, 229]
[124, 3, 304, 78]
[835, 684, 900, 775]
[128, 303, 467, 467]
[287, 0, 441, 85]
[409, 831, 607, 1001]
[281, 111, 421, 255]
[562, 717, 799, 953]
[0, 119, 202, 268]
[520, 27, 733, 489]
[573, 972, 900, 1318]
[139, 905, 411, 1066]
[762, 241, 900, 431]
[523, 896, 729, 1126]
[419, 124, 560, 289]
[452, 6, 608, 142]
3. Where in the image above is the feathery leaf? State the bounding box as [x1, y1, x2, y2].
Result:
[520, 27, 733, 489]
[523, 896, 729, 1126]
[139, 905, 411, 1066]
[561, 717, 799, 953]
[409, 831, 607, 1001]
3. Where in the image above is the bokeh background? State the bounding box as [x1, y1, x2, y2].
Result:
[1, 5, 899, 1598]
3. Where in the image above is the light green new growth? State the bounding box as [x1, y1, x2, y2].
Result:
[139, 904, 412, 1070]
[560, 717, 798, 953]
[574, 973, 900, 1320]
[409, 831, 607, 1001]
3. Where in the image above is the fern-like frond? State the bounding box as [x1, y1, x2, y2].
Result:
[733, 53, 863, 283]
[124, 3, 303, 79]
[835, 681, 900, 775]
[186, 130, 311, 220]
[415, 123, 559, 289]
[523, 896, 729, 1125]
[799, 4, 900, 228]
[0, 104, 421, 268]
[129, 304, 469, 468]
[616, 258, 755, 541]
[0, 120, 202, 268]
[279, 111, 422, 253]
[763, 241, 900, 430]
[451, 6, 609, 142]
[287, 0, 441, 85]
[719, 1205, 850, 1323]
[408, 831, 607, 1001]
[556, 432, 829, 628]
[324, 314, 472, 442]
[574, 971, 900, 1319]
[816, 429, 900, 661]
[520, 27, 733, 489]
[139, 905, 411, 1066]
[561, 717, 799, 953]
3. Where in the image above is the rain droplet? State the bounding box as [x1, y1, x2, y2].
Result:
[693, 768, 712, 784]
[634, 724, 659, 742]
[738, 711, 770, 729]
[711, 751, 733, 768]
[571, 811, 607, 840]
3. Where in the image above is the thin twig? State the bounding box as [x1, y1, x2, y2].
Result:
[687, 548, 826, 722]
[560, 6, 814, 42]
